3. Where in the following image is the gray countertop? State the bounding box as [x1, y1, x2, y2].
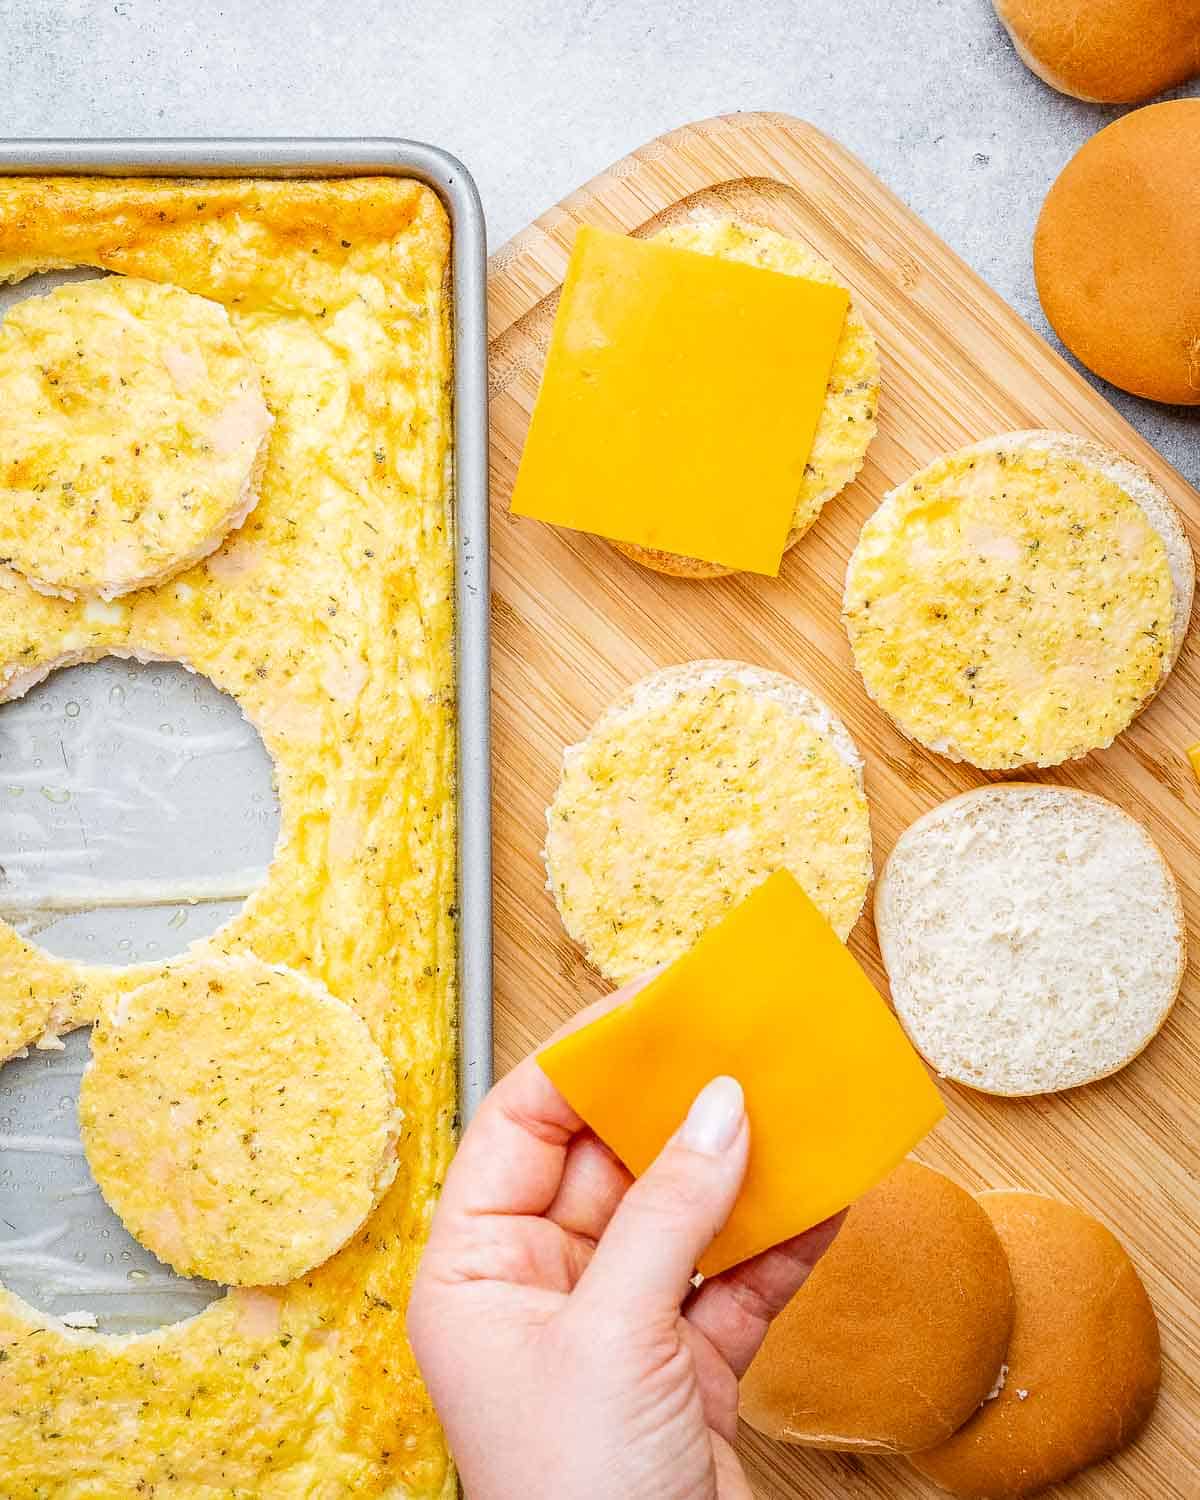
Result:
[4, 0, 1196, 476]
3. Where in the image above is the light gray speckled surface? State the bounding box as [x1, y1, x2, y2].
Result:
[2, 0, 1197, 475]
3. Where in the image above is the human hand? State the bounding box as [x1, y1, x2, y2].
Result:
[408, 982, 844, 1500]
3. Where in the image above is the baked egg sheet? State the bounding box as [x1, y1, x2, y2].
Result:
[0, 175, 457, 1498]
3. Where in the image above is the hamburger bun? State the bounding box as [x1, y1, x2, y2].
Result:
[843, 430, 1193, 769]
[875, 784, 1185, 1096]
[993, 0, 1200, 103]
[614, 218, 879, 579]
[544, 660, 872, 982]
[1035, 101, 1200, 405]
[740, 1160, 1014, 1453]
[911, 1191, 1161, 1498]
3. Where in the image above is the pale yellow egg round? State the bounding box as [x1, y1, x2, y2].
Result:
[0, 275, 272, 599]
[545, 660, 873, 982]
[80, 955, 400, 1287]
[844, 433, 1187, 770]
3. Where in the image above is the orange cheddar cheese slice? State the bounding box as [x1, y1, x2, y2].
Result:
[509, 225, 849, 576]
[539, 869, 945, 1277]
[1187, 742, 1200, 786]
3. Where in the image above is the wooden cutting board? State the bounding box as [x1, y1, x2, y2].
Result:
[485, 112, 1200, 1498]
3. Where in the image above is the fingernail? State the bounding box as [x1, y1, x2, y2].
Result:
[680, 1076, 745, 1156]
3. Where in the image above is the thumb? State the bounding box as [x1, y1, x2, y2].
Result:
[571, 1076, 748, 1323]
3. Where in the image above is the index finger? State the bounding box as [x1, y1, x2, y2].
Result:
[435, 974, 655, 1224]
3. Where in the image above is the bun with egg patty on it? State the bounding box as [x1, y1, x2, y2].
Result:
[843, 430, 1193, 770]
[613, 218, 879, 580]
[544, 660, 872, 982]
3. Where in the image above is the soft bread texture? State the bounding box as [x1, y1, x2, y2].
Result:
[912, 1191, 1161, 1498]
[1035, 101, 1200, 405]
[0, 174, 456, 1500]
[843, 430, 1192, 769]
[993, 0, 1200, 103]
[544, 660, 872, 982]
[0, 275, 272, 598]
[740, 1161, 1014, 1453]
[613, 217, 878, 578]
[875, 784, 1185, 1096]
[80, 956, 401, 1287]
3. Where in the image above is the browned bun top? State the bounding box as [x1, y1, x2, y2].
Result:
[994, 0, 1200, 103]
[911, 1191, 1161, 1499]
[610, 537, 733, 579]
[1034, 101, 1200, 406]
[739, 1161, 1014, 1454]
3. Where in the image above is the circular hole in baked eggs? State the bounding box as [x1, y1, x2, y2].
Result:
[0, 658, 279, 964]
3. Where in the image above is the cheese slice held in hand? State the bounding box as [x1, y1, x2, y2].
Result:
[510, 226, 849, 576]
[539, 870, 945, 1276]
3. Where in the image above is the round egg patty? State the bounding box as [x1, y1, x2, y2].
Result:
[545, 660, 873, 982]
[843, 431, 1192, 769]
[0, 275, 272, 599]
[79, 955, 401, 1287]
[614, 217, 879, 579]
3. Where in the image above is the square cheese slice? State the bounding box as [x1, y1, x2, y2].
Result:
[510, 225, 849, 576]
[539, 869, 945, 1277]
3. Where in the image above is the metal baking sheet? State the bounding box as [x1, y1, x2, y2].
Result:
[0, 140, 492, 1335]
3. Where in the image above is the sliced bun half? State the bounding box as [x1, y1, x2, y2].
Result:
[875, 783, 1185, 1096]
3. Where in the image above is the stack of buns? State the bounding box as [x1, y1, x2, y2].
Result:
[740, 1162, 1015, 1455]
[742, 1164, 1161, 1499]
[992, 2, 1200, 405]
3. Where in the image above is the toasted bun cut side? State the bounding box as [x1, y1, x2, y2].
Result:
[912, 1191, 1161, 1498]
[875, 784, 1184, 1096]
[1035, 101, 1200, 405]
[544, 660, 872, 983]
[993, 0, 1200, 104]
[80, 955, 400, 1287]
[0, 275, 273, 599]
[741, 1161, 1014, 1454]
[843, 431, 1187, 769]
[614, 218, 879, 578]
